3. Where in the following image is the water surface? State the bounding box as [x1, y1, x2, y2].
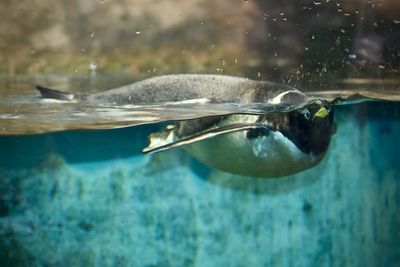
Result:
[1, 76, 399, 135]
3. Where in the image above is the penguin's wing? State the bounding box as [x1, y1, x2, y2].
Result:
[305, 90, 400, 105]
[143, 123, 267, 154]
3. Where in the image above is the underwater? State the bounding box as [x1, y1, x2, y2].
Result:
[0, 1, 399, 267]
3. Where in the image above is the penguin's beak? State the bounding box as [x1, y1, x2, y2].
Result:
[312, 107, 329, 120]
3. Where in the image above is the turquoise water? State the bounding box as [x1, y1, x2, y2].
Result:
[1, 101, 399, 267]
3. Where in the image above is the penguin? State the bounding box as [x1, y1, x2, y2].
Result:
[36, 74, 335, 178]
[143, 99, 334, 178]
[36, 74, 309, 106]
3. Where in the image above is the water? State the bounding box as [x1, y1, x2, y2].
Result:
[1, 77, 399, 135]
[0, 77, 400, 266]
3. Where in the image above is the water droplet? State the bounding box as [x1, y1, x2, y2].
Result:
[89, 62, 97, 71]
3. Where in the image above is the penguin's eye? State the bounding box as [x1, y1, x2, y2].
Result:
[301, 108, 311, 120]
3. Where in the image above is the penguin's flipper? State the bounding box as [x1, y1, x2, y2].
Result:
[36, 85, 76, 101]
[143, 126, 176, 154]
[143, 123, 266, 154]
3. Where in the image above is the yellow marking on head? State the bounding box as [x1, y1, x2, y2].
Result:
[312, 107, 329, 120]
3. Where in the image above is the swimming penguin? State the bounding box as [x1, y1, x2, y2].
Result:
[143, 100, 334, 178]
[36, 74, 309, 105]
[36, 74, 335, 178]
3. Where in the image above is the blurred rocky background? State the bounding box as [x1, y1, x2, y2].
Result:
[0, 0, 399, 88]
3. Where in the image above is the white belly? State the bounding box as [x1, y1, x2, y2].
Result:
[184, 130, 324, 178]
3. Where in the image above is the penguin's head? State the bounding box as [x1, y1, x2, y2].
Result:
[283, 100, 334, 156]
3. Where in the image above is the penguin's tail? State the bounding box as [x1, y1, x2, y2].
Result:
[36, 85, 87, 101]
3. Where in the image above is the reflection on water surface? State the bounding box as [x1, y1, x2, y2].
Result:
[0, 76, 399, 135]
